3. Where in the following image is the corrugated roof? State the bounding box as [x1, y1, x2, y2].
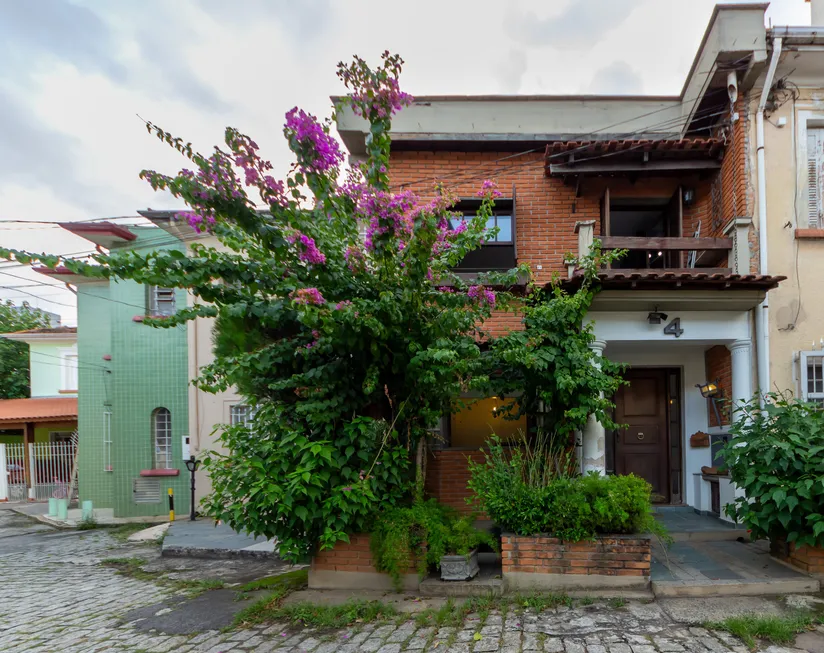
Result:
[560, 270, 785, 291]
[0, 398, 78, 424]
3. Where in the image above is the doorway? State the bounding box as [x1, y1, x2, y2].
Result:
[613, 368, 682, 503]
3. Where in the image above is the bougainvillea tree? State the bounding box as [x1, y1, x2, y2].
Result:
[0, 53, 523, 560]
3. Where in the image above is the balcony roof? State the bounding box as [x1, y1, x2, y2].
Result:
[0, 397, 78, 425]
[560, 270, 785, 292]
[58, 222, 136, 249]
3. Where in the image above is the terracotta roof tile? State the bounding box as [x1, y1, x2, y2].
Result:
[0, 398, 78, 423]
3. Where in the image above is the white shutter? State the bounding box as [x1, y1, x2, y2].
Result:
[807, 129, 824, 229]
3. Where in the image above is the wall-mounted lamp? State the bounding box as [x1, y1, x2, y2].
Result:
[647, 309, 668, 325]
[696, 380, 723, 424]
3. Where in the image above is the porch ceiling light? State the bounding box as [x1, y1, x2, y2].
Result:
[647, 310, 668, 325]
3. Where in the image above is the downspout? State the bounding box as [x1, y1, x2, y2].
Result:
[755, 36, 782, 400]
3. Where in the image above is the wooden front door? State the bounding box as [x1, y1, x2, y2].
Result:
[614, 369, 669, 501]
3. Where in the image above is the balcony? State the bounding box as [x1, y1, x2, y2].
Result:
[571, 217, 754, 278]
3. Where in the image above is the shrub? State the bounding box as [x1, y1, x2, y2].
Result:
[468, 436, 661, 540]
[370, 498, 496, 588]
[721, 393, 824, 547]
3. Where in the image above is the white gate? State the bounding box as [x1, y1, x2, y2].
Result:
[0, 439, 77, 502]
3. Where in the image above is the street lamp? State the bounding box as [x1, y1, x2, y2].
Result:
[184, 455, 201, 522]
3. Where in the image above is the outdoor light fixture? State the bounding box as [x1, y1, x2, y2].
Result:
[647, 308, 668, 324]
[184, 455, 201, 522]
[697, 380, 723, 424]
[683, 188, 695, 206]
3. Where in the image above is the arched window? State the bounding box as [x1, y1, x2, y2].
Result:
[152, 408, 172, 469]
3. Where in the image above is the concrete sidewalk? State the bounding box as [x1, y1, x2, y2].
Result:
[161, 519, 276, 559]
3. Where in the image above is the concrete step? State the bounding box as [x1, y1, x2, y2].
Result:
[652, 576, 820, 597]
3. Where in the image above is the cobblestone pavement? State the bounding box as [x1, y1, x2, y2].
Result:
[0, 509, 809, 653]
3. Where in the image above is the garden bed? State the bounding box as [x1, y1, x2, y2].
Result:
[308, 534, 420, 591]
[770, 539, 824, 576]
[501, 534, 651, 591]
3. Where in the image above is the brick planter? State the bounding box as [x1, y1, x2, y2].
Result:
[501, 534, 651, 591]
[770, 539, 824, 576]
[309, 533, 421, 591]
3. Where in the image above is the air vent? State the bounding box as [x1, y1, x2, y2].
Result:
[133, 477, 161, 504]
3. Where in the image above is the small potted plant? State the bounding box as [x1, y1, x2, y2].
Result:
[440, 515, 498, 581]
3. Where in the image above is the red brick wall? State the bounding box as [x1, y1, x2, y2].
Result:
[501, 534, 651, 577]
[311, 534, 417, 574]
[705, 345, 732, 426]
[424, 449, 481, 514]
[389, 151, 721, 277]
[771, 540, 824, 575]
[483, 310, 524, 337]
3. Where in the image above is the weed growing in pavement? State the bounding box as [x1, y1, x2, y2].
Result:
[104, 523, 159, 542]
[706, 613, 823, 650]
[608, 597, 627, 609]
[234, 597, 398, 630]
[100, 556, 225, 596]
[77, 516, 99, 530]
[578, 597, 594, 606]
[235, 569, 308, 597]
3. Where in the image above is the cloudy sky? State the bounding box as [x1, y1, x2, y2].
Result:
[0, 0, 810, 325]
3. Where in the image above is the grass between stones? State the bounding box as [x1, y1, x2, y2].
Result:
[100, 556, 226, 596]
[706, 612, 824, 650]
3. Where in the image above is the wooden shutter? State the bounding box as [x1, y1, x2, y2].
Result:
[511, 184, 517, 261]
[807, 129, 823, 228]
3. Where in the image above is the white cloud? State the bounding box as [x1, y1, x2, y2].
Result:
[586, 61, 644, 95]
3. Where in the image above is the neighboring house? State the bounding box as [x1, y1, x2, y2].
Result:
[37, 223, 190, 518]
[0, 326, 78, 499]
[750, 8, 824, 408]
[335, 3, 786, 519]
[137, 211, 246, 505]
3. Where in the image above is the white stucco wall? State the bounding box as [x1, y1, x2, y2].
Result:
[28, 340, 77, 398]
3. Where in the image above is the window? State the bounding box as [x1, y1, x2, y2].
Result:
[60, 349, 78, 391]
[450, 213, 513, 243]
[152, 408, 172, 469]
[230, 404, 255, 427]
[801, 352, 824, 407]
[49, 431, 74, 444]
[148, 286, 176, 316]
[807, 128, 824, 229]
[103, 409, 112, 471]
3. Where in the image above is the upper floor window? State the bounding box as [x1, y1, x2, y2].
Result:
[449, 197, 516, 271]
[807, 128, 824, 229]
[60, 349, 78, 391]
[148, 286, 176, 317]
[230, 404, 255, 428]
[801, 352, 824, 407]
[152, 407, 172, 469]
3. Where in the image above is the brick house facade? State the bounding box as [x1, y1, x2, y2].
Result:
[335, 4, 784, 519]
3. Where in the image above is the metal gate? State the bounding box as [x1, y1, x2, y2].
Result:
[0, 438, 77, 502]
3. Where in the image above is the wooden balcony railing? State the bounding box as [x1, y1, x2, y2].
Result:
[571, 218, 753, 277]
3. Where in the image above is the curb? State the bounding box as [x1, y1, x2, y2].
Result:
[161, 544, 276, 560]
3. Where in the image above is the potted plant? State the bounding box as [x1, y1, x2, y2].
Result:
[440, 514, 498, 581]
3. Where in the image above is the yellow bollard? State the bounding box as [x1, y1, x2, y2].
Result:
[168, 487, 175, 522]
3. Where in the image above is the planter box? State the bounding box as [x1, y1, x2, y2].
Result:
[771, 539, 824, 576]
[309, 533, 420, 591]
[440, 550, 479, 581]
[501, 534, 651, 591]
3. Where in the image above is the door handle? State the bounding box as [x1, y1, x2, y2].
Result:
[637, 432, 645, 440]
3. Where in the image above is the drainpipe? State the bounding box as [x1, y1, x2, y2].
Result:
[755, 36, 782, 400]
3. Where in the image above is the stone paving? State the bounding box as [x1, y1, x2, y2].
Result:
[0, 509, 812, 653]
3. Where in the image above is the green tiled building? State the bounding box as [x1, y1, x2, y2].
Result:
[45, 223, 190, 518]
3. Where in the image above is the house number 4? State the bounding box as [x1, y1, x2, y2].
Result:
[663, 317, 684, 338]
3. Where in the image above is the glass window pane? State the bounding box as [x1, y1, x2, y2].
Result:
[496, 216, 512, 242]
[485, 217, 496, 235]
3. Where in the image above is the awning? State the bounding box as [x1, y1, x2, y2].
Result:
[559, 270, 785, 292]
[0, 398, 78, 424]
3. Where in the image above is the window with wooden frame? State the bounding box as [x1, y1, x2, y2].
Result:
[807, 128, 824, 229]
[800, 352, 824, 407]
[449, 192, 517, 271]
[147, 286, 176, 317]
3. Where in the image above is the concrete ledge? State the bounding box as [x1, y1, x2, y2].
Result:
[651, 577, 820, 598]
[309, 569, 419, 592]
[504, 571, 650, 592]
[419, 576, 504, 598]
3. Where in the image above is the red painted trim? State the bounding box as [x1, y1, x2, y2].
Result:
[59, 221, 137, 241]
[140, 469, 180, 477]
[34, 266, 76, 276]
[132, 315, 145, 322]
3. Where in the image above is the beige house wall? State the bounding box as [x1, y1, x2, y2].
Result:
[749, 85, 824, 397]
[182, 234, 244, 505]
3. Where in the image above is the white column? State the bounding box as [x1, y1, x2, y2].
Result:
[0, 444, 7, 502]
[727, 339, 753, 421]
[581, 339, 607, 475]
[27, 443, 36, 501]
